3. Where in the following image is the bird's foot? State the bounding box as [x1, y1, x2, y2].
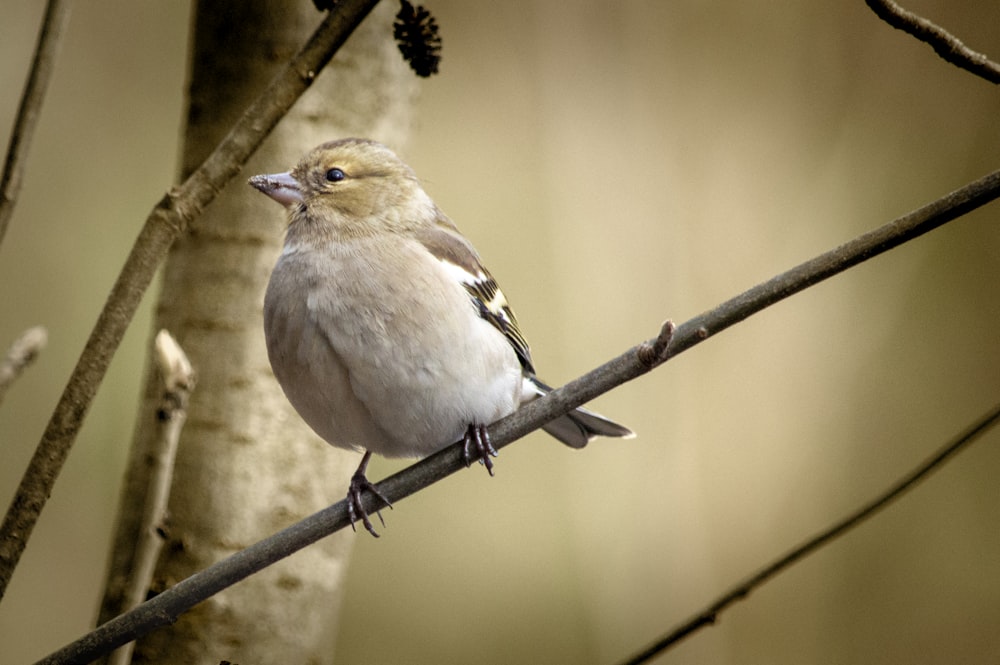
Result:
[462, 423, 498, 476]
[347, 451, 392, 537]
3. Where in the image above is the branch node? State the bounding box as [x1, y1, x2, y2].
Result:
[637, 319, 675, 368]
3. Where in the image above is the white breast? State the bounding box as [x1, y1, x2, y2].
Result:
[264, 236, 522, 458]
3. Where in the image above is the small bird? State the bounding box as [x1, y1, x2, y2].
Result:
[249, 138, 633, 536]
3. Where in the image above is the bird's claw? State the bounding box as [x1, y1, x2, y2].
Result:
[347, 457, 392, 537]
[462, 423, 498, 476]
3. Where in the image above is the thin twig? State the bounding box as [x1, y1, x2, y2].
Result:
[866, 0, 1000, 84]
[0, 326, 48, 406]
[34, 165, 1000, 665]
[0, 0, 73, 246]
[618, 401, 1000, 665]
[107, 331, 194, 665]
[0, 0, 383, 601]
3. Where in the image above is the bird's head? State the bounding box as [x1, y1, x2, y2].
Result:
[249, 138, 434, 236]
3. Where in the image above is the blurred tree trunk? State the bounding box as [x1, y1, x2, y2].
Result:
[97, 2, 417, 663]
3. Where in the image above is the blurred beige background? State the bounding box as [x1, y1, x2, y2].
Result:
[2, 1, 1000, 663]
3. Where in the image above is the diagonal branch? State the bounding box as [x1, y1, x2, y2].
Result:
[0, 0, 383, 601]
[34, 165, 1000, 665]
[0, 0, 72, 247]
[866, 0, 1000, 84]
[618, 400, 1000, 665]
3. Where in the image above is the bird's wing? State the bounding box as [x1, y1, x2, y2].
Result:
[414, 219, 535, 374]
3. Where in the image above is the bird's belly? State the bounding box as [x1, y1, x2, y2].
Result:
[332, 311, 523, 458]
[266, 271, 522, 458]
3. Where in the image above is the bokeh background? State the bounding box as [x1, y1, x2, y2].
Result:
[2, 1, 1000, 663]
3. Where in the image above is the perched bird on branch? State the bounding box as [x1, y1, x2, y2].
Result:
[250, 138, 633, 536]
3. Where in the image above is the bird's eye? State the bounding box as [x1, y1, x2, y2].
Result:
[325, 168, 346, 182]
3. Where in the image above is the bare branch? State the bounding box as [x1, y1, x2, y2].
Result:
[107, 331, 194, 665]
[619, 400, 1000, 664]
[0, 0, 382, 601]
[33, 165, 1000, 665]
[0, 325, 48, 405]
[866, 0, 1000, 83]
[0, 0, 72, 246]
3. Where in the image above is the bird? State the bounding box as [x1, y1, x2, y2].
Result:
[249, 138, 633, 536]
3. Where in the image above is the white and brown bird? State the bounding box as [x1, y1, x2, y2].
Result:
[250, 138, 633, 535]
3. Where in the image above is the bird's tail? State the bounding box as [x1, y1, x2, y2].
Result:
[525, 377, 635, 449]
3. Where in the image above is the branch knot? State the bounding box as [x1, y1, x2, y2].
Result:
[637, 320, 675, 368]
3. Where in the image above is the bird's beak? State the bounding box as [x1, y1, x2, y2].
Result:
[248, 171, 303, 207]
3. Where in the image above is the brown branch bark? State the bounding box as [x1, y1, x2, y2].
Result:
[866, 0, 1000, 83]
[0, 0, 72, 246]
[0, 0, 382, 602]
[34, 164, 1000, 665]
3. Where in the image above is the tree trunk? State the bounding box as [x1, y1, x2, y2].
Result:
[98, 2, 416, 662]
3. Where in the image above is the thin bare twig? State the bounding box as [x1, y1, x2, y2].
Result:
[107, 331, 194, 665]
[866, 0, 1000, 84]
[34, 165, 1000, 665]
[0, 326, 48, 405]
[619, 401, 1000, 665]
[0, 0, 383, 601]
[0, 0, 72, 246]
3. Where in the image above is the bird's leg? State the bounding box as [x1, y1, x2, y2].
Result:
[462, 423, 498, 476]
[347, 450, 393, 537]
